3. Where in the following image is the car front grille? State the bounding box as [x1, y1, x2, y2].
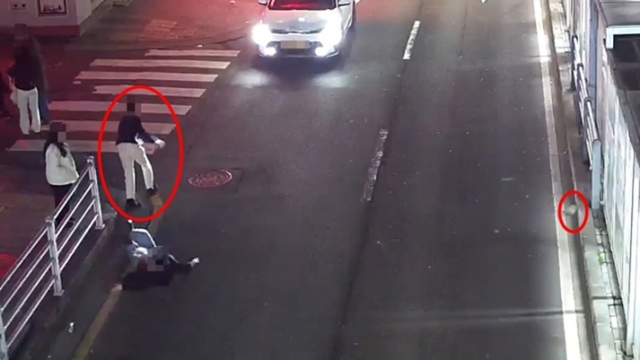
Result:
[270, 28, 323, 34]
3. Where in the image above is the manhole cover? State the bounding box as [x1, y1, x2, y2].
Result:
[0, 254, 17, 278]
[188, 170, 233, 188]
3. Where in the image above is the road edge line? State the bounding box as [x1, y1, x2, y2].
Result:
[70, 194, 165, 359]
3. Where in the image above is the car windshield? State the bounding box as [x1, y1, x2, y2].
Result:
[268, 0, 336, 11]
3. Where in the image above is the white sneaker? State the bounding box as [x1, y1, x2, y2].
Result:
[189, 257, 200, 266]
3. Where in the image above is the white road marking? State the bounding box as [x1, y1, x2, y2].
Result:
[49, 101, 191, 115]
[92, 85, 206, 98]
[42, 120, 175, 134]
[9, 140, 118, 153]
[145, 49, 240, 57]
[90, 59, 230, 70]
[533, 0, 583, 357]
[403, 21, 421, 60]
[363, 129, 389, 201]
[75, 71, 218, 82]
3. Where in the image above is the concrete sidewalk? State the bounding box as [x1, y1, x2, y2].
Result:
[0, 162, 53, 256]
[65, 0, 262, 51]
[547, 0, 628, 359]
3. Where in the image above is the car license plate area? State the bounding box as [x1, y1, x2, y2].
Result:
[280, 41, 310, 50]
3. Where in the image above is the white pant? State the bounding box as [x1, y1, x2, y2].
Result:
[116, 143, 154, 200]
[16, 88, 40, 135]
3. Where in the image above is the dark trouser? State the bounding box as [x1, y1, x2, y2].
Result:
[166, 255, 193, 274]
[50, 183, 72, 225]
[38, 89, 49, 124]
[0, 75, 9, 116]
[0, 94, 8, 116]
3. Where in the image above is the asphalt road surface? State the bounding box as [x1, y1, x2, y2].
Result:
[83, 0, 591, 358]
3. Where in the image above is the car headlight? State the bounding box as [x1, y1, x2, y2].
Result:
[252, 23, 272, 46]
[319, 23, 343, 47]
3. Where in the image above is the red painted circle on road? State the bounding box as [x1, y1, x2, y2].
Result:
[96, 84, 184, 223]
[188, 170, 233, 188]
[557, 190, 589, 234]
[0, 254, 17, 278]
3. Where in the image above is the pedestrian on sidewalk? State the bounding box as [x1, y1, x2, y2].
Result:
[23, 36, 49, 125]
[116, 95, 165, 209]
[121, 224, 199, 291]
[7, 44, 41, 135]
[0, 72, 12, 120]
[44, 122, 78, 227]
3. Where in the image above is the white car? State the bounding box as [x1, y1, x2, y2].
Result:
[252, 0, 356, 58]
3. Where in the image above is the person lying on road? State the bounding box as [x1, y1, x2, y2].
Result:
[121, 224, 199, 291]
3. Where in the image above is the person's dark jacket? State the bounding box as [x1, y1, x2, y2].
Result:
[7, 50, 37, 91]
[25, 37, 47, 94]
[116, 115, 156, 145]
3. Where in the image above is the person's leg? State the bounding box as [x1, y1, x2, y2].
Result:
[28, 88, 41, 133]
[0, 94, 9, 118]
[166, 254, 199, 274]
[58, 183, 74, 224]
[16, 89, 29, 135]
[117, 144, 137, 204]
[50, 184, 68, 226]
[0, 76, 9, 118]
[130, 145, 156, 194]
[38, 89, 49, 124]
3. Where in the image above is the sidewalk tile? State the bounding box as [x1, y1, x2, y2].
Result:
[67, 0, 262, 49]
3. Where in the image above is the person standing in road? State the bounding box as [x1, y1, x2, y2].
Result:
[7, 44, 41, 135]
[44, 122, 78, 227]
[116, 95, 165, 209]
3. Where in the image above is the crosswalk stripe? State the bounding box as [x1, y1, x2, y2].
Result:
[50, 101, 192, 115]
[145, 49, 240, 57]
[75, 71, 218, 82]
[93, 85, 206, 98]
[90, 59, 230, 70]
[9, 140, 118, 153]
[42, 121, 175, 134]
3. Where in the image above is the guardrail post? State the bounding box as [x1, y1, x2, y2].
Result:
[0, 309, 9, 360]
[570, 34, 578, 91]
[588, 0, 598, 116]
[86, 157, 104, 230]
[591, 139, 602, 210]
[45, 217, 64, 297]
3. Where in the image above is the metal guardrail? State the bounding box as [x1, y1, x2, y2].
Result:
[0, 157, 104, 360]
[571, 34, 603, 210]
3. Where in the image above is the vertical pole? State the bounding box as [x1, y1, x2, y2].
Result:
[627, 166, 639, 355]
[570, 34, 577, 91]
[45, 217, 64, 297]
[588, 0, 598, 116]
[87, 157, 104, 230]
[0, 309, 9, 360]
[591, 139, 602, 210]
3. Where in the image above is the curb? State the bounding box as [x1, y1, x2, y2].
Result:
[63, 25, 250, 52]
[10, 205, 118, 360]
[545, 0, 629, 358]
